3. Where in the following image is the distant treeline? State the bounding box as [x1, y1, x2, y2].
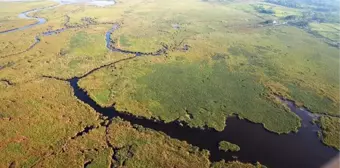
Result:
[263, 0, 340, 23]
[265, 0, 302, 8]
[254, 5, 275, 14]
[265, 0, 340, 11]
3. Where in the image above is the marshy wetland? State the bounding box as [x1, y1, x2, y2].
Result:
[0, 0, 339, 167]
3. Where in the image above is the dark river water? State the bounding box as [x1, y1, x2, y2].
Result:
[69, 77, 339, 168]
[1, 2, 338, 167]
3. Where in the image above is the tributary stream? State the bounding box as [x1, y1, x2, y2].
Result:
[0, 2, 338, 168]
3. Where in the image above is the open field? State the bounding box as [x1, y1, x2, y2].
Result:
[0, 0, 339, 167]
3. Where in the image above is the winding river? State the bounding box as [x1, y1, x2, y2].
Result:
[0, 4, 64, 58]
[105, 23, 168, 56]
[0, 9, 45, 34]
[1, 1, 339, 168]
[67, 77, 338, 168]
[0, 5, 59, 34]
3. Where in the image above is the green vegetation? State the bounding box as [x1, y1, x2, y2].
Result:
[80, 11, 339, 136]
[0, 1, 56, 32]
[84, 148, 112, 168]
[133, 61, 300, 133]
[78, 0, 339, 145]
[0, 79, 100, 167]
[107, 118, 211, 168]
[80, 59, 302, 133]
[254, 4, 275, 14]
[266, 0, 340, 14]
[318, 116, 340, 150]
[287, 84, 338, 115]
[69, 31, 108, 57]
[252, 0, 340, 46]
[0, 0, 339, 166]
[309, 22, 340, 42]
[219, 141, 240, 152]
[212, 160, 266, 168]
[118, 35, 132, 47]
[252, 3, 302, 18]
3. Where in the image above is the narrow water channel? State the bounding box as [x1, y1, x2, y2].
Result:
[0, 5, 60, 34]
[105, 24, 168, 56]
[69, 77, 338, 168]
[1, 2, 338, 167]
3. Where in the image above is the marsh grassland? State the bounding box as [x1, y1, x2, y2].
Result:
[0, 0, 339, 167]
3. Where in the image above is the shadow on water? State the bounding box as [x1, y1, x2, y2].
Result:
[69, 77, 338, 168]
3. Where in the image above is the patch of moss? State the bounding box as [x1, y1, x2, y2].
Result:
[318, 116, 340, 150]
[69, 31, 107, 57]
[218, 141, 240, 152]
[93, 89, 111, 105]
